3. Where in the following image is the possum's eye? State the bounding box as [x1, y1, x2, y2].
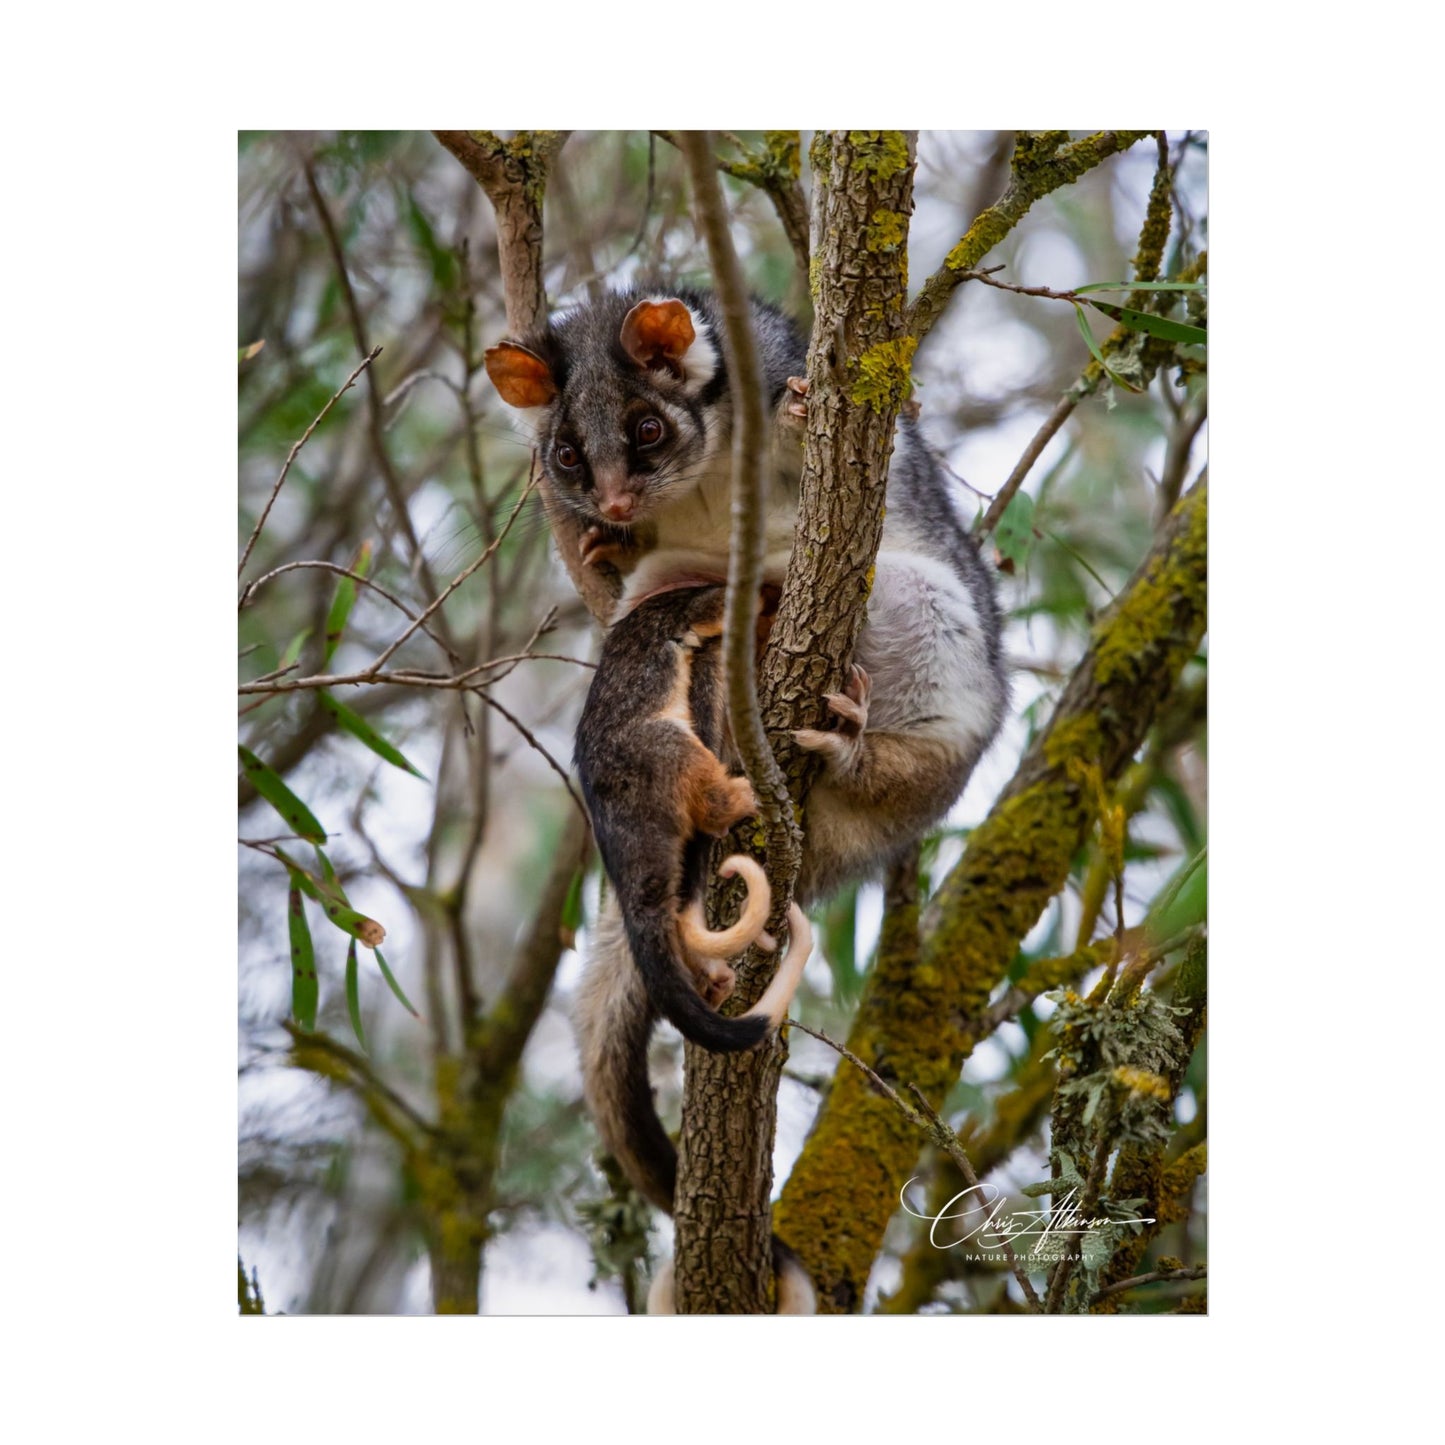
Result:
[635, 416, 664, 448]
[554, 442, 581, 470]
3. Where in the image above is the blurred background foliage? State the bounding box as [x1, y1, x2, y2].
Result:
[238, 130, 1207, 1314]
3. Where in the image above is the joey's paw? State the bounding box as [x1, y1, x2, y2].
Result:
[579, 523, 633, 570]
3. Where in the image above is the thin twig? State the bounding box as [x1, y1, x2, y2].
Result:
[679, 130, 796, 866]
[475, 691, 587, 822]
[1089, 1265, 1206, 1306]
[301, 160, 447, 621]
[238, 346, 381, 580]
[656, 130, 809, 274]
[239, 561, 450, 656]
[369, 476, 536, 673]
[975, 393, 1075, 537]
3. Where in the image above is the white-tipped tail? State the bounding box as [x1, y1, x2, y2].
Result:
[677, 854, 773, 961]
[743, 903, 812, 1029]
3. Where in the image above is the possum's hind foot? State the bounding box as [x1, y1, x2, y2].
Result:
[794, 664, 871, 776]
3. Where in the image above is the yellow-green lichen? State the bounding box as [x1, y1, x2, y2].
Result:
[849, 336, 917, 414]
[763, 130, 801, 180]
[845, 131, 910, 181]
[1092, 488, 1207, 688]
[865, 208, 907, 253]
[1044, 712, 1105, 771]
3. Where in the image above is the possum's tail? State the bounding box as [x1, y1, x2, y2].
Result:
[575, 891, 811, 1215]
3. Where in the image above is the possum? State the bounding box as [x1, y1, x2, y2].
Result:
[487, 288, 1007, 1312]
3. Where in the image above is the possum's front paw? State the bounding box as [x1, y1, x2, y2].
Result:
[794, 664, 871, 775]
[778, 375, 809, 429]
[579, 522, 637, 569]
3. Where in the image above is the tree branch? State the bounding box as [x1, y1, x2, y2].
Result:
[907, 130, 1154, 344]
[657, 129, 810, 276]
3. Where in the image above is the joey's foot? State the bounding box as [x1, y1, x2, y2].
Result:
[794, 664, 871, 774]
[579, 523, 635, 570]
[686, 954, 737, 1009]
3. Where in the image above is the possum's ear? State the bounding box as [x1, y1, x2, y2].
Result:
[619, 298, 698, 378]
[484, 342, 558, 408]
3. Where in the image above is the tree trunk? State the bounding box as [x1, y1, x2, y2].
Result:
[673, 131, 919, 1312]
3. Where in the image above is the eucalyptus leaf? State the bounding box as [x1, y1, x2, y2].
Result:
[239, 745, 326, 842]
[1074, 281, 1207, 295]
[374, 948, 420, 1019]
[1087, 299, 1207, 347]
[344, 937, 366, 1051]
[288, 883, 318, 1030]
[320, 691, 426, 778]
[1073, 303, 1142, 393]
[323, 540, 373, 664]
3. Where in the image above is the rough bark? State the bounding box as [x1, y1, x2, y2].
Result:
[775, 479, 1208, 1311]
[673, 131, 918, 1312]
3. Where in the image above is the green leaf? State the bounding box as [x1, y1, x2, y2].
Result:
[404, 195, 460, 294]
[239, 746, 326, 842]
[1145, 846, 1207, 942]
[820, 888, 860, 1004]
[278, 627, 311, 671]
[319, 692, 426, 778]
[1074, 281, 1207, 295]
[561, 867, 585, 935]
[1072, 303, 1142, 393]
[315, 895, 386, 948]
[273, 846, 385, 947]
[324, 541, 373, 664]
[1086, 300, 1207, 347]
[344, 937, 367, 1051]
[373, 948, 420, 1019]
[994, 491, 1036, 571]
[288, 883, 318, 1030]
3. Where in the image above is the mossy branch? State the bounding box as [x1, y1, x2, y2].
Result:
[907, 130, 1154, 344]
[775, 478, 1207, 1311]
[880, 1033, 1058, 1314]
